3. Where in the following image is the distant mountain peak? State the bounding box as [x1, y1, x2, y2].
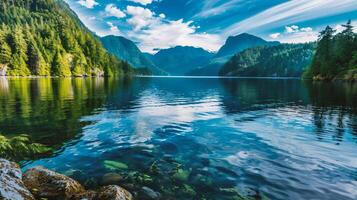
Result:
[216, 33, 279, 58]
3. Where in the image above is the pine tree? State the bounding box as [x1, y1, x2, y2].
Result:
[0, 41, 11, 65]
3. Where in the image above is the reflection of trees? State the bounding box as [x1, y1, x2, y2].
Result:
[0, 78, 126, 146]
[304, 81, 357, 143]
[219, 78, 309, 113]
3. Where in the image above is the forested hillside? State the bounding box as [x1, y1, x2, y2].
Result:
[304, 20, 357, 81]
[219, 43, 315, 77]
[0, 0, 133, 77]
[100, 35, 166, 75]
[187, 33, 279, 76]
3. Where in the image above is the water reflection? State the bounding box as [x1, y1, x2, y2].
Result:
[0, 77, 356, 200]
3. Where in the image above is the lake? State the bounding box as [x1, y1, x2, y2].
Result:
[0, 77, 356, 200]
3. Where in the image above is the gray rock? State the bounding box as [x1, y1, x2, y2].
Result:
[96, 185, 133, 200]
[140, 186, 161, 199]
[22, 166, 85, 200]
[0, 159, 35, 200]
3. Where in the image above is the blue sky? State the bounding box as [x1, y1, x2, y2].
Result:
[66, 0, 357, 53]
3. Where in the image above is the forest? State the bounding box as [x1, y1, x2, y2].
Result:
[0, 0, 133, 77]
[219, 43, 315, 77]
[304, 20, 357, 80]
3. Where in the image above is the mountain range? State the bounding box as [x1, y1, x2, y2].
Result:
[101, 33, 281, 76]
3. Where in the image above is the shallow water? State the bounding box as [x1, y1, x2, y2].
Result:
[0, 77, 356, 200]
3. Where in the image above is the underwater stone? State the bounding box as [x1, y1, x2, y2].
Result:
[101, 173, 123, 185]
[140, 186, 161, 199]
[0, 159, 35, 200]
[172, 169, 190, 182]
[104, 160, 129, 170]
[97, 185, 133, 200]
[23, 166, 85, 200]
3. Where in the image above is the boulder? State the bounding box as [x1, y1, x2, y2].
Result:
[70, 190, 97, 200]
[0, 159, 35, 200]
[23, 166, 85, 200]
[97, 185, 133, 200]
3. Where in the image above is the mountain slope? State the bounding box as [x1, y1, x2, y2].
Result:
[100, 35, 166, 75]
[150, 46, 214, 75]
[188, 33, 280, 76]
[0, 0, 133, 76]
[219, 43, 315, 77]
[216, 33, 279, 58]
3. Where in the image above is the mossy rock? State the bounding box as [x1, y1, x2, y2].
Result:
[172, 169, 190, 182]
[104, 160, 129, 170]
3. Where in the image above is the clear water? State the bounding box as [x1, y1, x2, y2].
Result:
[0, 77, 356, 200]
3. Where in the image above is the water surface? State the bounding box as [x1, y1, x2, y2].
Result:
[0, 77, 356, 200]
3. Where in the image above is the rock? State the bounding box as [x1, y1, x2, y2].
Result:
[0, 159, 35, 200]
[101, 173, 122, 185]
[23, 166, 85, 200]
[97, 185, 132, 200]
[70, 190, 97, 200]
[140, 186, 160, 199]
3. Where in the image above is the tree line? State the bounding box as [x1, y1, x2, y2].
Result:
[304, 20, 357, 80]
[219, 43, 315, 77]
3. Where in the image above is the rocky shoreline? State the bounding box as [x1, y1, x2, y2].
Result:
[0, 159, 133, 200]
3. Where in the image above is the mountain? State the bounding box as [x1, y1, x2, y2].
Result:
[0, 0, 133, 77]
[216, 33, 279, 58]
[188, 33, 280, 76]
[100, 35, 166, 75]
[219, 43, 315, 77]
[150, 46, 214, 75]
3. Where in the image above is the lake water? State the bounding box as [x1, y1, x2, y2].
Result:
[0, 77, 356, 200]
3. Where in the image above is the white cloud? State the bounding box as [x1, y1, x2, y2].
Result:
[270, 25, 318, 43]
[128, 0, 155, 6]
[224, 0, 357, 36]
[105, 4, 126, 19]
[131, 19, 222, 53]
[77, 0, 98, 9]
[159, 13, 166, 18]
[126, 6, 155, 31]
[269, 33, 280, 39]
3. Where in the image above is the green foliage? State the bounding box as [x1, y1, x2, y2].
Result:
[0, 0, 133, 76]
[305, 20, 357, 80]
[0, 133, 51, 161]
[220, 43, 315, 77]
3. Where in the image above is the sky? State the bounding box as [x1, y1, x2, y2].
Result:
[66, 0, 357, 53]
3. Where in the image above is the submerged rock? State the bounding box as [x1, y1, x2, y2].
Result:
[104, 160, 129, 170]
[140, 186, 161, 199]
[101, 172, 123, 185]
[22, 166, 85, 200]
[97, 185, 133, 200]
[0, 159, 35, 200]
